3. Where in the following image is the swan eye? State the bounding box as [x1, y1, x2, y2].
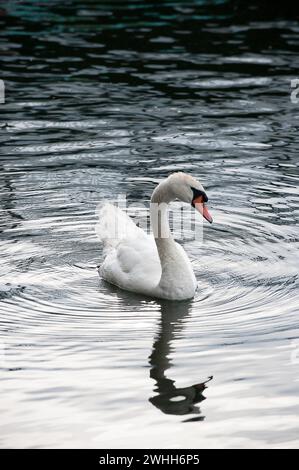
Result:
[191, 187, 208, 206]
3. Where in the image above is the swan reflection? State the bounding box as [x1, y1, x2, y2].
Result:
[149, 300, 212, 419]
[100, 282, 212, 419]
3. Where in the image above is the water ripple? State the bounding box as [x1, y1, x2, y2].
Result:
[0, 0, 299, 449]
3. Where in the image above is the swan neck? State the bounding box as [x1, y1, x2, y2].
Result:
[149, 180, 197, 299]
[150, 180, 173, 240]
[150, 202, 171, 240]
[150, 181, 177, 288]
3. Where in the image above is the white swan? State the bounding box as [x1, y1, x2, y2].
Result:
[96, 172, 212, 300]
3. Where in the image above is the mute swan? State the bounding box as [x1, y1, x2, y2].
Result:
[97, 172, 212, 300]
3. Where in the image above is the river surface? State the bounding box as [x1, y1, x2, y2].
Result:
[0, 0, 299, 449]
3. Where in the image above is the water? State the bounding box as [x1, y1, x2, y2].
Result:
[0, 0, 299, 449]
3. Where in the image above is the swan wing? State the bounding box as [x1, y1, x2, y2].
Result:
[96, 203, 161, 292]
[96, 202, 143, 253]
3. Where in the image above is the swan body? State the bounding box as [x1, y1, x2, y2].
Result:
[96, 172, 212, 300]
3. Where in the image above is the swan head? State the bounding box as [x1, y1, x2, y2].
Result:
[166, 172, 213, 224]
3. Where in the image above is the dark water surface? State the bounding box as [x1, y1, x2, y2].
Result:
[0, 0, 299, 448]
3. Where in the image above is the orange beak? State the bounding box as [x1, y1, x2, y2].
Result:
[193, 196, 213, 224]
